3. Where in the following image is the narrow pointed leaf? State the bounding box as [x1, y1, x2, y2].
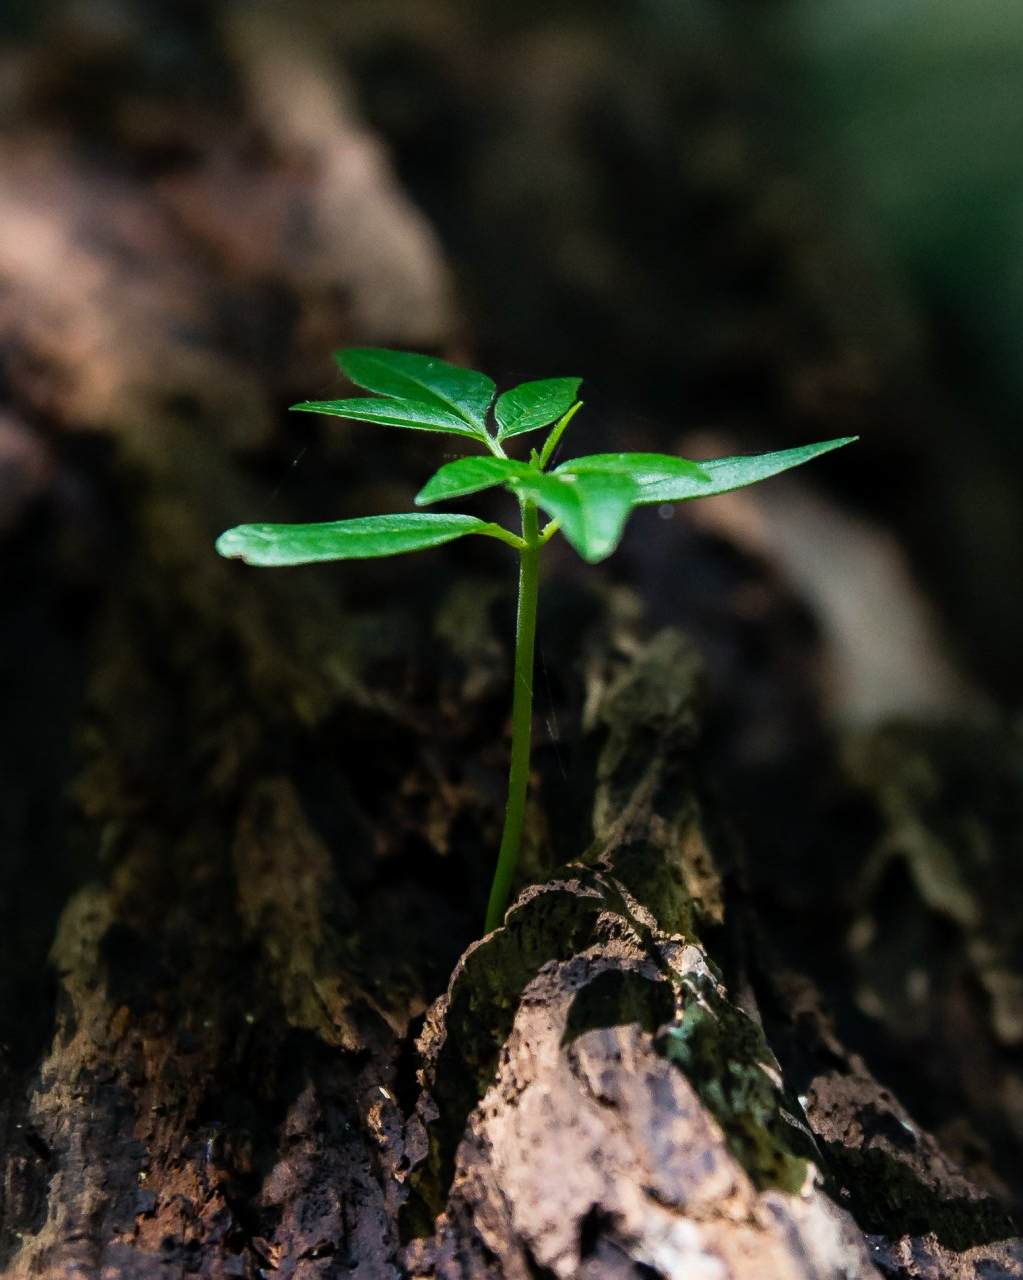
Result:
[494, 378, 582, 441]
[602, 438, 858, 506]
[416, 456, 534, 506]
[291, 397, 482, 439]
[336, 348, 495, 431]
[216, 513, 505, 566]
[511, 471, 639, 563]
[555, 451, 710, 486]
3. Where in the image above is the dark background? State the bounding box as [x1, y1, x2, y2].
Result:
[2, 0, 1022, 1225]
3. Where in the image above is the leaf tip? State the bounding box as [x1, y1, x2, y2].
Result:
[215, 527, 246, 561]
[333, 345, 366, 373]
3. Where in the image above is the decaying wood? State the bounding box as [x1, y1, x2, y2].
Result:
[399, 634, 1023, 1279]
[6, 505, 1021, 1276]
[2, 6, 1023, 1279]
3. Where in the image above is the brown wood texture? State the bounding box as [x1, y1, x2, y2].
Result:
[2, 6, 1023, 1278]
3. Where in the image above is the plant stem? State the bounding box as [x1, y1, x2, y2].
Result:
[485, 497, 541, 932]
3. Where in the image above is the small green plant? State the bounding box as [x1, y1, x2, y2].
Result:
[217, 349, 855, 932]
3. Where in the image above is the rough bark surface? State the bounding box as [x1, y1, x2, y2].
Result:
[2, 4, 1023, 1279]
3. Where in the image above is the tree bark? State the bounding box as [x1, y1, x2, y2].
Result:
[1, 6, 1022, 1278]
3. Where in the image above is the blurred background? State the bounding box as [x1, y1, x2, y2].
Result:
[2, 0, 1022, 1220]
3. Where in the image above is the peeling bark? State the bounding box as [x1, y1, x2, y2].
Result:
[1, 5, 1022, 1279]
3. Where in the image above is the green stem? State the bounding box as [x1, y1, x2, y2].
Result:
[485, 498, 541, 932]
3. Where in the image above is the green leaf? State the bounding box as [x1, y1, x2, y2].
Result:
[494, 378, 582, 441]
[614, 437, 858, 505]
[511, 471, 639, 563]
[216, 512, 506, 566]
[555, 452, 710, 485]
[415, 456, 534, 506]
[290, 397, 482, 439]
[336, 348, 495, 431]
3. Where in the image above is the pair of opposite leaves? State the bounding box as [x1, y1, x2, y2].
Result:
[216, 348, 854, 567]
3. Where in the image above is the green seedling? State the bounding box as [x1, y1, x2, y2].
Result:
[217, 348, 855, 932]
